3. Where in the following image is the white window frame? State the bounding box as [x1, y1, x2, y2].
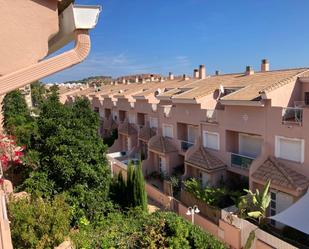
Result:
[187, 125, 198, 143]
[162, 124, 173, 138]
[275, 136, 305, 163]
[203, 131, 220, 151]
[128, 113, 136, 124]
[149, 117, 158, 128]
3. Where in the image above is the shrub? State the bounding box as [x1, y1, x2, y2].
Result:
[8, 195, 71, 249]
[71, 210, 226, 249]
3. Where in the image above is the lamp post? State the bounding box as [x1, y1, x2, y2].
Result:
[186, 205, 200, 224]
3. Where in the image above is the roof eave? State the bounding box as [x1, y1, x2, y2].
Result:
[219, 100, 265, 107]
[172, 98, 197, 104]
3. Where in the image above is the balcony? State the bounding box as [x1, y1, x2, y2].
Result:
[282, 107, 303, 126]
[180, 140, 194, 152]
[205, 109, 217, 123]
[231, 153, 254, 170]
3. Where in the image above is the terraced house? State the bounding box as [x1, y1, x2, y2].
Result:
[64, 59, 309, 223]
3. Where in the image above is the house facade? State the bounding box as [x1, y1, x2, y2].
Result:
[66, 60, 309, 220]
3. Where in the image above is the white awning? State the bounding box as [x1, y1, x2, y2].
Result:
[271, 190, 309, 235]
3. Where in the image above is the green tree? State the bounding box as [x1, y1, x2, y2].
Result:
[31, 81, 46, 108]
[20, 95, 111, 221]
[126, 162, 135, 207]
[133, 162, 147, 211]
[2, 90, 36, 147]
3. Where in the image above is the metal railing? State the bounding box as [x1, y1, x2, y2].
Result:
[205, 109, 217, 123]
[282, 107, 303, 126]
[180, 140, 194, 152]
[231, 153, 254, 170]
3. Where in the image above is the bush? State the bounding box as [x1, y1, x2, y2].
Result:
[8, 195, 72, 249]
[71, 210, 226, 249]
[183, 178, 240, 208]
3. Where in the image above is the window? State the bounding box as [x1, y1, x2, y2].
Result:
[239, 134, 263, 158]
[187, 125, 198, 143]
[163, 124, 173, 138]
[159, 157, 166, 174]
[128, 113, 136, 124]
[305, 92, 309, 105]
[149, 117, 158, 128]
[275, 136, 305, 163]
[203, 131, 220, 150]
[112, 110, 117, 120]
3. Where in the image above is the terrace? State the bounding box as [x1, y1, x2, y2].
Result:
[282, 107, 303, 126]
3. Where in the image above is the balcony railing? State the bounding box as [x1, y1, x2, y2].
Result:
[181, 140, 194, 152]
[282, 107, 303, 126]
[231, 153, 254, 170]
[205, 109, 217, 123]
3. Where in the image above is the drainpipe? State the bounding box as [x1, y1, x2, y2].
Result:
[0, 30, 90, 95]
[0, 4, 101, 95]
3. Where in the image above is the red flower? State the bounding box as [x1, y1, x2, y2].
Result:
[14, 151, 23, 157]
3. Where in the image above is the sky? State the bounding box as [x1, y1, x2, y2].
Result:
[44, 0, 309, 83]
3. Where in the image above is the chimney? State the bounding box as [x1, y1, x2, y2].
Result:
[135, 76, 139, 83]
[245, 66, 254, 75]
[215, 70, 220, 76]
[169, 72, 174, 80]
[183, 74, 189, 81]
[261, 59, 269, 72]
[150, 74, 155, 82]
[122, 78, 126, 84]
[199, 65, 206, 79]
[142, 78, 146, 84]
[193, 69, 199, 79]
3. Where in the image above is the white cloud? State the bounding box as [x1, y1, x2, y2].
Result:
[43, 52, 192, 83]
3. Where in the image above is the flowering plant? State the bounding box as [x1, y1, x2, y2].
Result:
[0, 134, 24, 183]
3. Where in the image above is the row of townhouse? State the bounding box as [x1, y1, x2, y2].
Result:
[64, 59, 309, 220]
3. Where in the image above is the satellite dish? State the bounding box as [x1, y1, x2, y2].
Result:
[154, 88, 161, 96]
[219, 84, 225, 94]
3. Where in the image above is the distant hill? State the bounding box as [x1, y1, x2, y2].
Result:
[64, 76, 112, 85]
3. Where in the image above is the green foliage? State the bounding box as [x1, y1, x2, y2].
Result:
[31, 81, 46, 108]
[71, 210, 226, 249]
[111, 162, 147, 211]
[17, 171, 56, 198]
[184, 178, 240, 208]
[103, 129, 118, 147]
[2, 90, 37, 147]
[8, 195, 71, 249]
[238, 180, 271, 223]
[132, 162, 147, 211]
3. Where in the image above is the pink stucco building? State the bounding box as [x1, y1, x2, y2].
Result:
[65, 60, 309, 221]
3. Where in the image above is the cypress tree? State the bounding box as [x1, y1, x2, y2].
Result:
[133, 161, 147, 211]
[126, 162, 135, 206]
[117, 172, 126, 207]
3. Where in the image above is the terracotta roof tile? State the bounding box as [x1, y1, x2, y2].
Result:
[138, 126, 156, 141]
[252, 157, 309, 192]
[118, 122, 137, 135]
[185, 146, 226, 172]
[148, 136, 178, 154]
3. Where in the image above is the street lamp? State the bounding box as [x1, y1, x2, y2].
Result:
[186, 205, 200, 224]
